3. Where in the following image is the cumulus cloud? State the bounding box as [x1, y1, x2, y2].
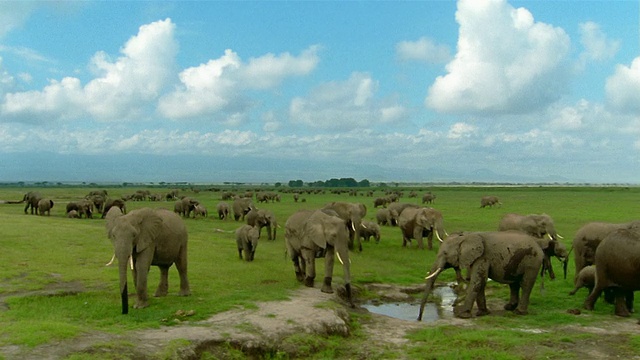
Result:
[579, 21, 619, 63]
[396, 37, 451, 64]
[605, 57, 640, 113]
[1, 18, 177, 123]
[158, 46, 320, 120]
[289, 72, 407, 130]
[426, 0, 571, 115]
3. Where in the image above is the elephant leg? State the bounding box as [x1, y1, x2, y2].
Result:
[174, 250, 191, 296]
[238, 248, 243, 260]
[155, 265, 170, 297]
[614, 289, 632, 317]
[292, 255, 304, 282]
[427, 231, 434, 250]
[302, 248, 316, 287]
[475, 281, 490, 317]
[133, 264, 151, 309]
[455, 265, 487, 318]
[504, 283, 521, 311]
[321, 246, 335, 294]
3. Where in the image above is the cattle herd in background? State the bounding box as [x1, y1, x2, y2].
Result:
[14, 187, 640, 321]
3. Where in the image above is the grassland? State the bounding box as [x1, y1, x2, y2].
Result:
[1, 185, 640, 359]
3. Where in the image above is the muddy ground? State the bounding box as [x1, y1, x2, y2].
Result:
[1, 283, 640, 359]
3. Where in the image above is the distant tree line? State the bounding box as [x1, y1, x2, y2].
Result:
[288, 178, 370, 188]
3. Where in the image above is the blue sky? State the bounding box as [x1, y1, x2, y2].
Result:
[1, 0, 639, 184]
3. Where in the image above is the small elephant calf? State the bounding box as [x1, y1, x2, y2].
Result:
[235, 225, 260, 261]
[569, 265, 595, 296]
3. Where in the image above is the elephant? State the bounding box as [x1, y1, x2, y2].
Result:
[498, 213, 567, 279]
[194, 204, 208, 218]
[359, 220, 381, 243]
[232, 197, 253, 221]
[386, 202, 420, 226]
[398, 207, 446, 250]
[216, 201, 230, 220]
[22, 191, 42, 215]
[284, 209, 353, 306]
[105, 206, 190, 314]
[37, 199, 54, 216]
[571, 220, 640, 282]
[480, 196, 501, 208]
[569, 265, 596, 296]
[373, 197, 390, 208]
[422, 193, 436, 204]
[375, 208, 398, 226]
[418, 231, 544, 320]
[87, 194, 106, 214]
[235, 224, 260, 261]
[321, 201, 367, 252]
[67, 210, 79, 218]
[246, 208, 278, 240]
[101, 198, 127, 218]
[173, 197, 199, 218]
[66, 200, 93, 219]
[584, 228, 640, 318]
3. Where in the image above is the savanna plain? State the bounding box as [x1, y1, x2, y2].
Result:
[1, 185, 640, 359]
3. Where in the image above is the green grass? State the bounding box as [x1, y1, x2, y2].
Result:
[1, 185, 640, 358]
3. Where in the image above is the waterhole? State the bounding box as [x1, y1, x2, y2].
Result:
[363, 285, 457, 322]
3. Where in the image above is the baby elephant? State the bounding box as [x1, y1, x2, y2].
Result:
[236, 225, 260, 261]
[569, 265, 595, 296]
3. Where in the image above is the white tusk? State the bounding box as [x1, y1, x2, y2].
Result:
[425, 267, 442, 280]
[546, 233, 553, 239]
[435, 230, 444, 243]
[336, 252, 344, 265]
[557, 233, 564, 239]
[444, 230, 449, 237]
[105, 253, 116, 267]
[351, 223, 356, 232]
[129, 256, 134, 270]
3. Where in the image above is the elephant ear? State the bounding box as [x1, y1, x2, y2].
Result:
[303, 211, 340, 249]
[105, 206, 124, 238]
[459, 234, 484, 269]
[130, 208, 162, 253]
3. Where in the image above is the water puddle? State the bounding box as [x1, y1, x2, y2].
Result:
[363, 285, 457, 322]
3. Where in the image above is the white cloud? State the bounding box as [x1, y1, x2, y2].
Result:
[0, 2, 37, 38]
[289, 72, 407, 130]
[396, 37, 451, 64]
[159, 46, 319, 120]
[426, 0, 570, 115]
[579, 21, 619, 63]
[1, 18, 178, 123]
[447, 122, 477, 139]
[605, 57, 640, 113]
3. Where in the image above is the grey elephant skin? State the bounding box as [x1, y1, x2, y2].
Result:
[246, 208, 278, 240]
[236, 225, 260, 261]
[498, 213, 567, 279]
[584, 229, 639, 318]
[285, 209, 353, 306]
[174, 197, 199, 218]
[359, 220, 381, 243]
[37, 199, 54, 216]
[480, 196, 501, 208]
[22, 191, 43, 215]
[105, 207, 190, 314]
[386, 203, 419, 226]
[398, 207, 445, 250]
[216, 201, 230, 220]
[572, 220, 640, 281]
[232, 197, 253, 221]
[418, 231, 543, 320]
[322, 201, 367, 252]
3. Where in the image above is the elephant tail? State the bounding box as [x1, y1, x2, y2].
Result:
[564, 246, 574, 280]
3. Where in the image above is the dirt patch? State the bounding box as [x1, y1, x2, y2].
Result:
[2, 283, 640, 359]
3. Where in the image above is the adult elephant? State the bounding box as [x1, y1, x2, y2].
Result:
[375, 208, 398, 226]
[105, 207, 190, 314]
[386, 203, 420, 226]
[498, 213, 567, 279]
[418, 231, 544, 320]
[285, 209, 353, 306]
[398, 207, 446, 250]
[584, 229, 640, 318]
[235, 224, 260, 261]
[37, 199, 54, 216]
[322, 201, 367, 251]
[246, 208, 278, 240]
[572, 220, 640, 282]
[216, 201, 230, 220]
[480, 196, 501, 208]
[67, 200, 93, 219]
[174, 197, 199, 218]
[359, 220, 381, 243]
[23, 191, 42, 215]
[232, 197, 253, 221]
[101, 198, 127, 218]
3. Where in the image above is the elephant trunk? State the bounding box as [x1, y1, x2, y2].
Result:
[418, 263, 444, 321]
[116, 245, 132, 315]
